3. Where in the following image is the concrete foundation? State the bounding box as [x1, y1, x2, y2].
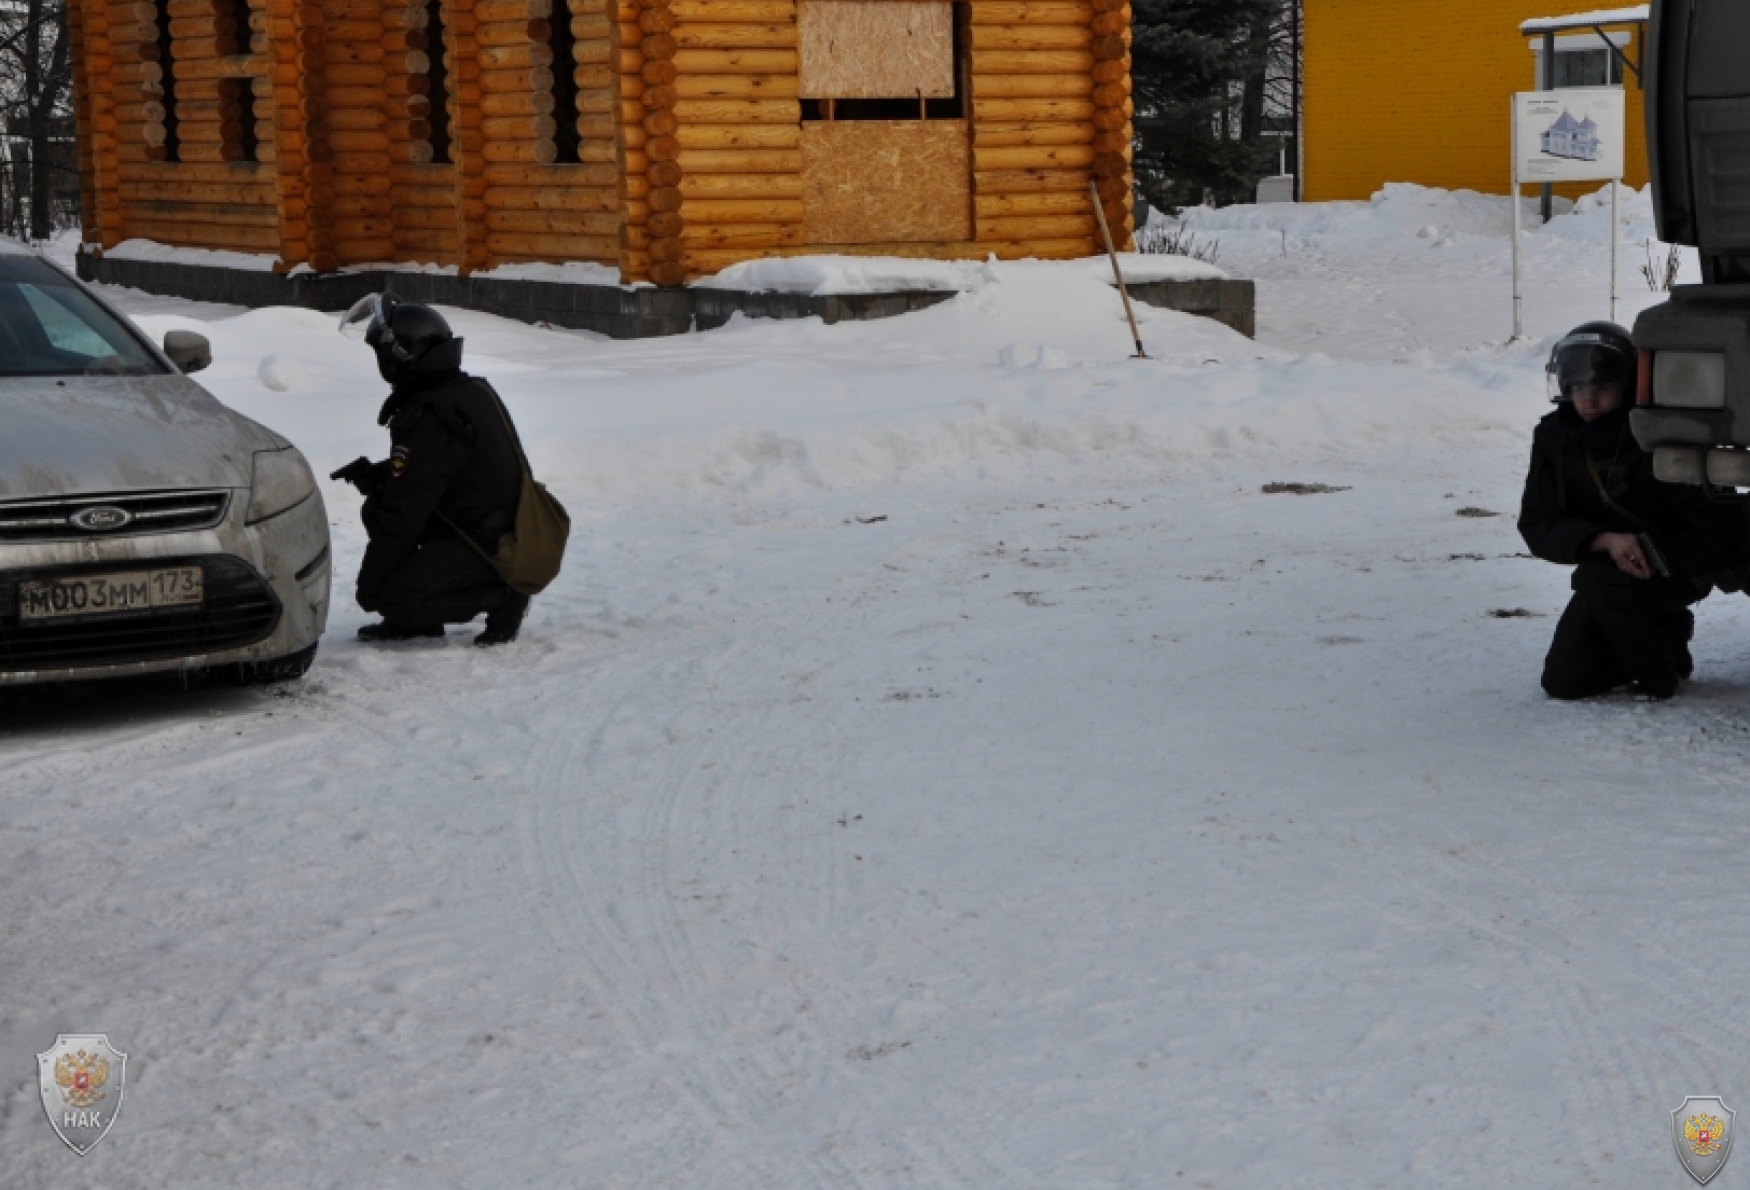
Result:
[76, 250, 1255, 340]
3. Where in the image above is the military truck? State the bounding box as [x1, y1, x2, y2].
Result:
[1632, 0, 1750, 491]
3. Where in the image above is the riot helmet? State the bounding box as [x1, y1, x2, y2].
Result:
[1546, 321, 1637, 404]
[340, 293, 463, 386]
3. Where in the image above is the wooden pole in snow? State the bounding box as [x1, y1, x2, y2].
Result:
[1091, 180, 1147, 359]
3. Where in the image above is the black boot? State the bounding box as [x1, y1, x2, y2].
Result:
[358, 620, 444, 642]
[474, 591, 530, 647]
[1633, 667, 1682, 701]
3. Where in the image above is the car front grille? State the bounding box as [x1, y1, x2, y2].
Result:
[0, 555, 280, 674]
[0, 489, 231, 542]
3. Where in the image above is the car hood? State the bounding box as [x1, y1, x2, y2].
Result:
[0, 374, 288, 501]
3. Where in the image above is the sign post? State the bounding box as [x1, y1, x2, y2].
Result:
[1510, 86, 1627, 341]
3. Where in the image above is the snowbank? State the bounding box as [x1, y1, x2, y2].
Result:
[696, 252, 1225, 296]
[104, 238, 282, 271]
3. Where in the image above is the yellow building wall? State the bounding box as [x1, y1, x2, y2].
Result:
[1303, 0, 1648, 202]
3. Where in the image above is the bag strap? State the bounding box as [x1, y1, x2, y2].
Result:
[1584, 451, 1652, 532]
[433, 379, 530, 566]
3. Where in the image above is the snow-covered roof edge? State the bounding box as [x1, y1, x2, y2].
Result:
[1521, 5, 1649, 35]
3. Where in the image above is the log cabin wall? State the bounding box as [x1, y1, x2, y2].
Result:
[70, 0, 1130, 282]
[657, 0, 1131, 283]
[71, 0, 282, 254]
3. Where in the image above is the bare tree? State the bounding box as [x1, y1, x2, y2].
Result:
[0, 0, 77, 240]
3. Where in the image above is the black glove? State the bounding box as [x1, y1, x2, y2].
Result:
[330, 456, 377, 494]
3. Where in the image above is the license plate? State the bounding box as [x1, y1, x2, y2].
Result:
[17, 566, 204, 623]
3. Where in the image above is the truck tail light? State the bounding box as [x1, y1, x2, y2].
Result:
[1652, 351, 1728, 408]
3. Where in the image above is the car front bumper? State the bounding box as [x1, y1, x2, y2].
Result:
[0, 487, 331, 686]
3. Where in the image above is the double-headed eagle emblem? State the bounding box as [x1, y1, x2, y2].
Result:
[54, 1049, 110, 1110]
[1673, 1097, 1737, 1185]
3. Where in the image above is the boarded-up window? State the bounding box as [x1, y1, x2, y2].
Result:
[802, 121, 971, 243]
[799, 1, 954, 99]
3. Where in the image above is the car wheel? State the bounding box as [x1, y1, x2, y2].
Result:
[230, 643, 318, 686]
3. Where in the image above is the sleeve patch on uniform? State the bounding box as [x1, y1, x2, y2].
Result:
[390, 444, 410, 478]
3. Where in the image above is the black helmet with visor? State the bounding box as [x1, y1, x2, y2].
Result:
[339, 293, 461, 386]
[1546, 321, 1637, 404]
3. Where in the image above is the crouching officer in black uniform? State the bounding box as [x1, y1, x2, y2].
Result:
[332, 294, 532, 645]
[1519, 321, 1749, 700]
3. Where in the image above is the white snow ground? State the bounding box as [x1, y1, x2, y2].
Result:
[6, 187, 1750, 1189]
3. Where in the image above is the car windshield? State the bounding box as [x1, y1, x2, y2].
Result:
[0, 258, 164, 378]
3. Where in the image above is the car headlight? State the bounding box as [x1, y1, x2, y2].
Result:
[248, 448, 316, 524]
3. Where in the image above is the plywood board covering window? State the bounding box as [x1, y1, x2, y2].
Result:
[799, 1, 955, 99]
[802, 121, 971, 243]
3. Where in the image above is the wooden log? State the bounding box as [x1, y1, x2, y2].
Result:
[647, 185, 681, 211]
[324, 41, 387, 65]
[974, 191, 1088, 218]
[325, 107, 385, 130]
[969, 73, 1090, 99]
[176, 141, 250, 162]
[1090, 58, 1128, 84]
[642, 83, 676, 107]
[969, 25, 1091, 51]
[1090, 8, 1128, 36]
[484, 231, 619, 256]
[118, 179, 277, 203]
[667, 0, 792, 20]
[473, 0, 551, 22]
[334, 172, 395, 194]
[331, 151, 392, 173]
[1091, 82, 1127, 107]
[649, 260, 686, 285]
[1092, 172, 1126, 201]
[647, 211, 682, 237]
[384, 72, 432, 95]
[641, 59, 676, 84]
[676, 172, 800, 199]
[672, 72, 796, 98]
[484, 139, 559, 163]
[1090, 34, 1125, 60]
[671, 47, 793, 73]
[672, 22, 794, 49]
[973, 98, 1095, 122]
[115, 102, 169, 122]
[479, 89, 553, 116]
[677, 221, 799, 247]
[396, 207, 464, 229]
[484, 160, 622, 185]
[481, 66, 554, 91]
[323, 62, 386, 86]
[674, 146, 798, 173]
[482, 114, 558, 138]
[644, 109, 679, 136]
[395, 228, 461, 253]
[478, 18, 550, 46]
[124, 200, 279, 226]
[479, 42, 553, 70]
[123, 219, 279, 249]
[974, 167, 1091, 193]
[484, 209, 622, 235]
[173, 54, 265, 81]
[970, 49, 1090, 75]
[680, 197, 800, 225]
[968, 1, 1092, 24]
[386, 119, 433, 141]
[393, 185, 456, 207]
[621, 147, 648, 171]
[973, 143, 1094, 171]
[637, 6, 674, 32]
[486, 185, 619, 211]
[975, 121, 1094, 148]
[675, 122, 797, 149]
[648, 235, 683, 261]
[671, 98, 796, 124]
[382, 28, 429, 53]
[1091, 107, 1126, 131]
[1091, 127, 1128, 153]
[175, 121, 248, 145]
[328, 130, 390, 151]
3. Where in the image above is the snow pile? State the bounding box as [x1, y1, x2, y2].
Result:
[1180, 182, 1562, 240]
[103, 238, 283, 271]
[696, 252, 1226, 295]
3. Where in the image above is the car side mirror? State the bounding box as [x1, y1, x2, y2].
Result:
[163, 330, 211, 374]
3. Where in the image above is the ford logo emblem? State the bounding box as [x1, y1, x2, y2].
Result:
[69, 505, 133, 532]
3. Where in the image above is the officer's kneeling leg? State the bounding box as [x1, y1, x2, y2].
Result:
[371, 536, 515, 627]
[1542, 592, 1627, 700]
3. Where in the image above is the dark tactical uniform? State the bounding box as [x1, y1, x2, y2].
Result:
[357, 368, 523, 627]
[1518, 403, 1748, 698]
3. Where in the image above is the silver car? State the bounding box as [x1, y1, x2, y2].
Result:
[0, 244, 329, 685]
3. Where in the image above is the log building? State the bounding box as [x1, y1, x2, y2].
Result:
[66, 0, 1134, 285]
